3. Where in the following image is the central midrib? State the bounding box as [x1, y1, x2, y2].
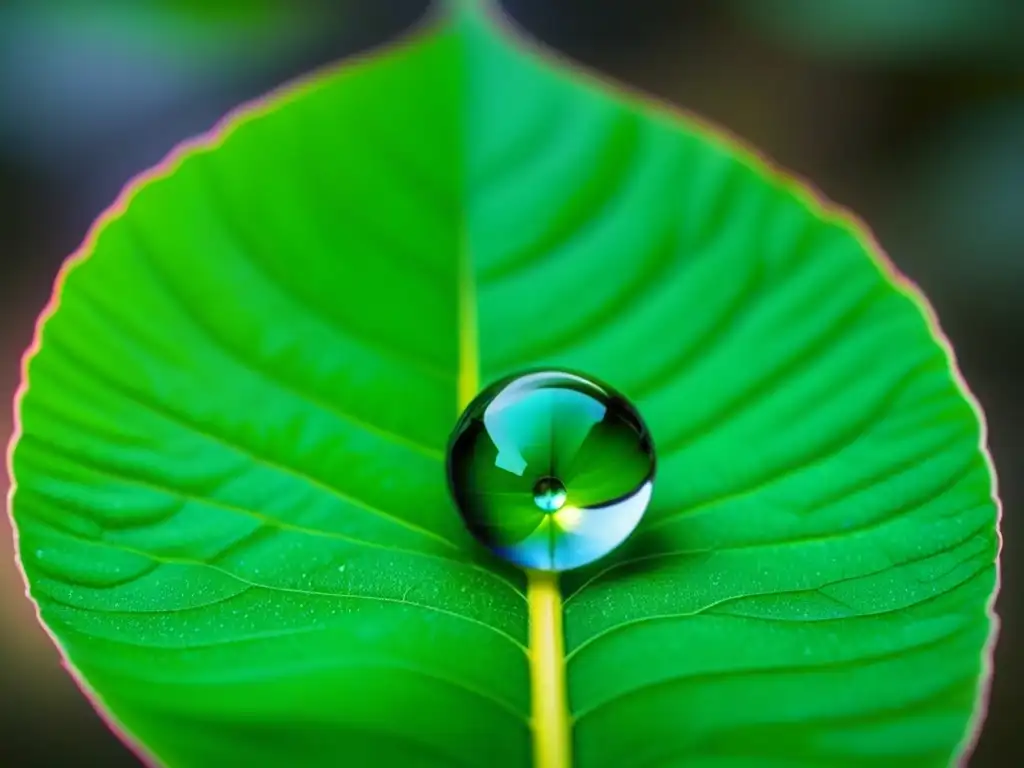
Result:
[457, 240, 572, 767]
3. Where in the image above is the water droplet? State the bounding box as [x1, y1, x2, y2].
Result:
[447, 369, 655, 572]
[533, 477, 567, 512]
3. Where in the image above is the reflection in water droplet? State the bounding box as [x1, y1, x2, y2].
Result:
[533, 476, 567, 512]
[446, 370, 656, 572]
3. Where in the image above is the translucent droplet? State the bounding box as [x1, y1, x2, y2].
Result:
[446, 369, 655, 572]
[533, 477, 567, 512]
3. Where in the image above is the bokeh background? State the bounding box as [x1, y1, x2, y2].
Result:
[1, 0, 1020, 765]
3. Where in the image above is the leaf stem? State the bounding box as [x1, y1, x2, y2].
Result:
[528, 569, 572, 768]
[457, 237, 571, 767]
[457, 234, 479, 412]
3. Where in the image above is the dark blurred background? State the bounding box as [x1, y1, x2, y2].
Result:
[0, 0, 1020, 765]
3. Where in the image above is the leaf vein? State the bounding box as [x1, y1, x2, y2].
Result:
[38, 335, 461, 552]
[34, 526, 530, 655]
[571, 624, 977, 724]
[566, 462, 983, 603]
[566, 541, 992, 659]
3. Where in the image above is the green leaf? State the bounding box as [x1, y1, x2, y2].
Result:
[8, 3, 999, 767]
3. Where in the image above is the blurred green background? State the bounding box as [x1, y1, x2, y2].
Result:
[0, 0, 1020, 765]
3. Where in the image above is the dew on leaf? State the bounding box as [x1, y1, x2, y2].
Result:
[446, 369, 655, 571]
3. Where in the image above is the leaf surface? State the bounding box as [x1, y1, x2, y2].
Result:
[8, 3, 999, 767]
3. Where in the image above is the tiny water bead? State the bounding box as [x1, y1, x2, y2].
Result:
[533, 477, 567, 512]
[446, 370, 656, 572]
